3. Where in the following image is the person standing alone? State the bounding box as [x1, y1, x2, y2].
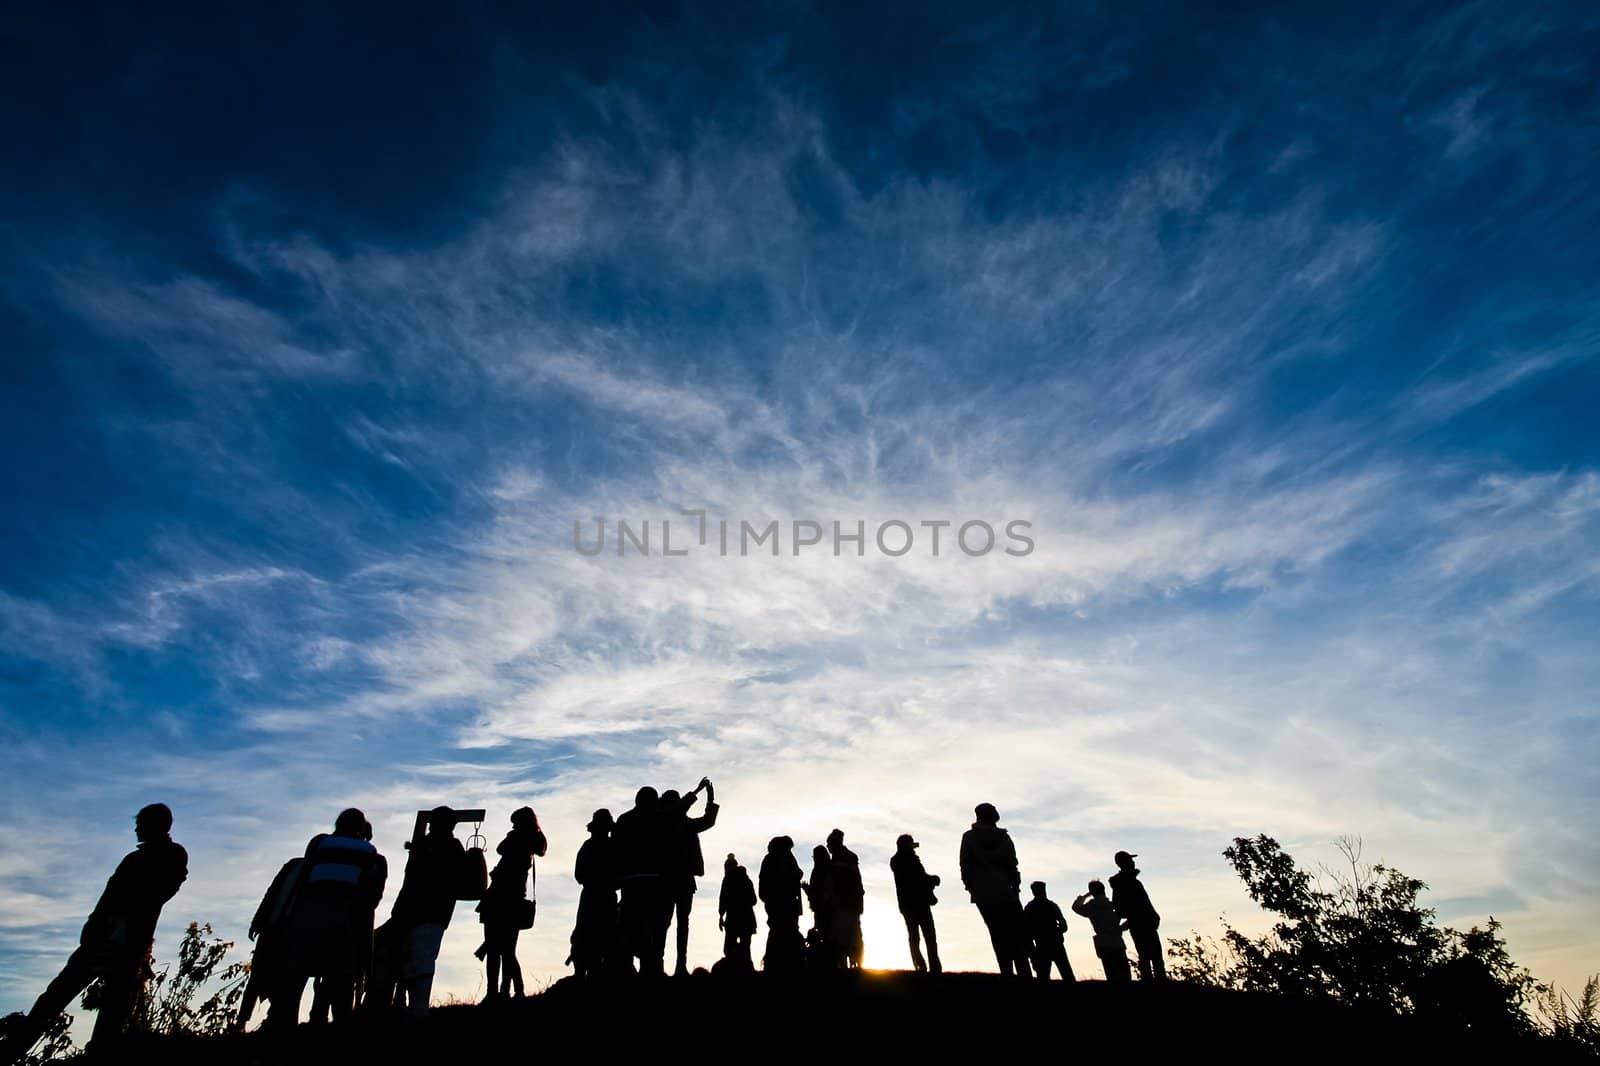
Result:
[1, 804, 187, 1062]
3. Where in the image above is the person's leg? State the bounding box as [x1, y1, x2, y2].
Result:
[1033, 948, 1051, 980]
[324, 976, 355, 1023]
[922, 914, 942, 974]
[503, 928, 523, 997]
[1055, 944, 1075, 982]
[7, 947, 96, 1059]
[235, 971, 262, 1031]
[903, 914, 927, 972]
[265, 975, 307, 1030]
[484, 927, 502, 1000]
[1131, 924, 1166, 980]
[674, 882, 693, 975]
[86, 956, 144, 1050]
[975, 900, 1012, 975]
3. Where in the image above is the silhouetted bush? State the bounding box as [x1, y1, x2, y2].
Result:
[1170, 834, 1551, 1039]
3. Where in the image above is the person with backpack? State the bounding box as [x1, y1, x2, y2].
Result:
[388, 807, 466, 1015]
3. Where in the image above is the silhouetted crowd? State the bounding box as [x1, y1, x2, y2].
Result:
[0, 790, 1168, 1063]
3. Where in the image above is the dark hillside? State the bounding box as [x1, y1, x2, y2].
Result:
[123, 972, 1591, 1065]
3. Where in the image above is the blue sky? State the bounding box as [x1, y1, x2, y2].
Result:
[2, 1, 1598, 1012]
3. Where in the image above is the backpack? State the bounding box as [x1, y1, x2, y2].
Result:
[458, 828, 489, 901]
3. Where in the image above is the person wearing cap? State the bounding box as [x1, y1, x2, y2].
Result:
[569, 808, 618, 977]
[1072, 880, 1131, 981]
[890, 834, 942, 974]
[1109, 850, 1165, 980]
[959, 803, 1032, 977]
[1024, 881, 1074, 982]
[388, 806, 465, 1015]
[474, 806, 546, 1000]
[1, 804, 187, 1062]
[717, 853, 758, 971]
[825, 829, 865, 969]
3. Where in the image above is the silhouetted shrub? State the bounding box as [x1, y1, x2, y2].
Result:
[1169, 834, 1543, 1038]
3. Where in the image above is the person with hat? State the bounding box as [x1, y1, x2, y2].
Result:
[716, 853, 758, 971]
[890, 833, 942, 974]
[1, 804, 187, 1062]
[569, 808, 618, 977]
[959, 802, 1031, 977]
[1109, 850, 1165, 980]
[474, 807, 546, 1000]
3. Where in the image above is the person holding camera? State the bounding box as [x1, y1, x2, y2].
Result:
[890, 833, 943, 974]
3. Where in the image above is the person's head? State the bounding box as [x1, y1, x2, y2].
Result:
[1114, 850, 1138, 871]
[812, 844, 829, 863]
[1030, 880, 1046, 899]
[135, 803, 173, 842]
[334, 808, 366, 837]
[360, 819, 374, 842]
[1088, 879, 1106, 898]
[826, 828, 845, 849]
[974, 802, 1000, 826]
[428, 806, 457, 836]
[634, 786, 658, 811]
[587, 808, 614, 835]
[767, 835, 791, 855]
[661, 789, 681, 811]
[725, 852, 738, 873]
[511, 806, 537, 830]
[896, 833, 917, 852]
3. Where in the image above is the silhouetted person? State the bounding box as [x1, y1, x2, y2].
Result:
[1109, 850, 1165, 981]
[717, 853, 757, 971]
[236, 855, 303, 1030]
[569, 808, 618, 978]
[758, 836, 804, 972]
[1, 804, 186, 1062]
[267, 808, 387, 1029]
[1072, 881, 1130, 982]
[662, 777, 719, 976]
[1024, 881, 1074, 982]
[614, 787, 674, 975]
[890, 834, 942, 974]
[474, 807, 546, 1000]
[804, 843, 836, 966]
[389, 807, 466, 1015]
[826, 829, 865, 969]
[960, 803, 1031, 977]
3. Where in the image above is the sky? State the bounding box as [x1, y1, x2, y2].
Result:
[1, 0, 1598, 1019]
